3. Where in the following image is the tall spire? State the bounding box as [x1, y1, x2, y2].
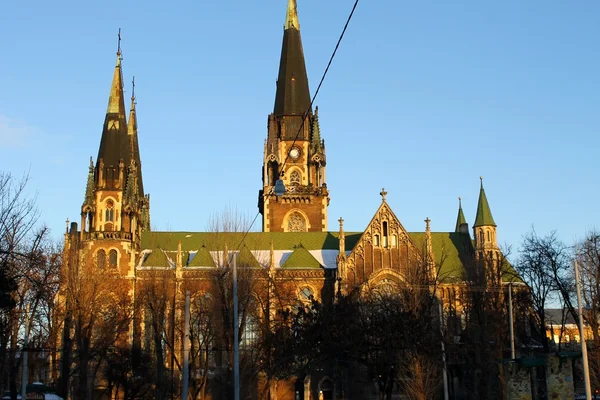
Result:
[96, 29, 130, 181]
[285, 0, 300, 30]
[474, 177, 496, 227]
[273, 0, 311, 115]
[106, 29, 126, 115]
[455, 197, 467, 233]
[128, 77, 144, 196]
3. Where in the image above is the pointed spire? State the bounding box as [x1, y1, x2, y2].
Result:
[83, 157, 95, 207]
[128, 76, 144, 196]
[474, 177, 496, 227]
[96, 30, 130, 183]
[310, 106, 323, 154]
[285, 0, 300, 30]
[455, 197, 467, 233]
[274, 0, 311, 115]
[107, 29, 126, 115]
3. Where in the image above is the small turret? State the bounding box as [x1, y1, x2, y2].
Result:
[455, 197, 469, 235]
[473, 177, 499, 260]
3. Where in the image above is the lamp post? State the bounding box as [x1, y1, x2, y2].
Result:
[574, 260, 592, 400]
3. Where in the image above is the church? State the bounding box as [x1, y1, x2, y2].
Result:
[60, 1, 517, 399]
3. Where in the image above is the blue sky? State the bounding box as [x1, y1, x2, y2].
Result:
[1, 0, 598, 259]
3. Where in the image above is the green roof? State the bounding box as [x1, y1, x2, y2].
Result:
[281, 244, 323, 269]
[473, 182, 496, 227]
[188, 246, 216, 267]
[410, 232, 472, 283]
[455, 202, 467, 232]
[142, 248, 171, 267]
[238, 246, 262, 268]
[141, 231, 360, 252]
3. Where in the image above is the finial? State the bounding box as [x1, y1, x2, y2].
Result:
[380, 188, 387, 201]
[131, 76, 135, 102]
[89, 156, 94, 169]
[425, 217, 431, 230]
[285, 0, 300, 30]
[458, 196, 462, 208]
[117, 28, 122, 56]
[65, 218, 70, 233]
[338, 217, 344, 226]
[480, 176, 483, 188]
[315, 105, 319, 116]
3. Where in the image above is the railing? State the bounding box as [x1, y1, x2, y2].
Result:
[83, 231, 132, 241]
[284, 185, 328, 196]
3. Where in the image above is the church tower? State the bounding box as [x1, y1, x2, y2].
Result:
[473, 178, 499, 262]
[258, 0, 329, 232]
[78, 37, 150, 277]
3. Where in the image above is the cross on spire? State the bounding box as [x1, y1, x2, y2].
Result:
[117, 28, 122, 55]
[131, 76, 136, 101]
[380, 188, 387, 201]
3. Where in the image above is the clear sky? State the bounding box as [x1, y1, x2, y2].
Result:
[1, 0, 598, 259]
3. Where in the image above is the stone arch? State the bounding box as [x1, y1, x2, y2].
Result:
[318, 376, 334, 400]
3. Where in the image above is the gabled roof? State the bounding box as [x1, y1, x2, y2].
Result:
[281, 244, 323, 269]
[188, 246, 215, 267]
[347, 196, 421, 257]
[142, 248, 171, 268]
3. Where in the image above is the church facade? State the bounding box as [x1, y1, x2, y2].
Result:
[59, 1, 518, 400]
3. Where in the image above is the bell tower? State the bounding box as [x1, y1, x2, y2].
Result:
[258, 0, 329, 232]
[78, 34, 150, 277]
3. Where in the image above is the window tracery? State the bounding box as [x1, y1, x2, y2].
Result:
[290, 170, 301, 186]
[287, 212, 306, 232]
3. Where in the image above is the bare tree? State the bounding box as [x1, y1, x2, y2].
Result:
[397, 351, 441, 400]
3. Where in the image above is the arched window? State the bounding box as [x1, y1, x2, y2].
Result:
[382, 221, 389, 248]
[479, 231, 484, 244]
[287, 211, 306, 232]
[97, 250, 106, 269]
[487, 231, 491, 241]
[374, 234, 380, 247]
[290, 170, 301, 186]
[109, 249, 118, 268]
[105, 200, 115, 222]
[299, 287, 314, 303]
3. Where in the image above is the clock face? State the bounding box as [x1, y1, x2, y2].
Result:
[289, 147, 300, 160]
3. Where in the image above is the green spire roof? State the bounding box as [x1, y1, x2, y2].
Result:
[473, 179, 496, 227]
[455, 197, 467, 232]
[281, 244, 322, 269]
